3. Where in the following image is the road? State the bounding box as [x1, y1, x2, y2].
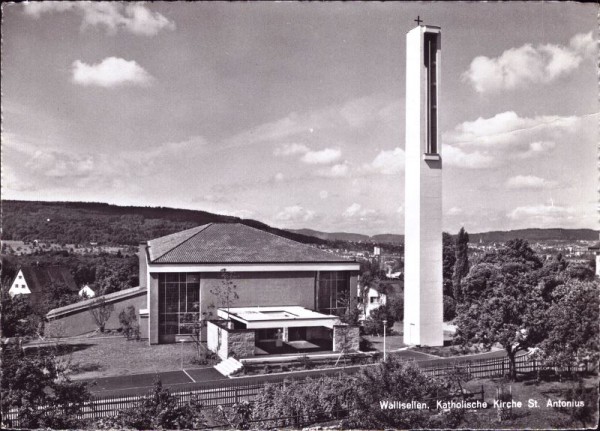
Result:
[82, 348, 513, 397]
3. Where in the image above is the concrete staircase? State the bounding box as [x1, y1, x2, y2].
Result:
[214, 357, 243, 376]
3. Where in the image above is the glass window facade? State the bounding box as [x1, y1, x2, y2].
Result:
[425, 32, 438, 155]
[158, 273, 200, 336]
[317, 271, 350, 316]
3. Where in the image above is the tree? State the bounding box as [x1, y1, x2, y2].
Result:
[41, 281, 79, 313]
[386, 294, 404, 324]
[443, 232, 456, 298]
[455, 239, 547, 380]
[538, 279, 599, 370]
[1, 284, 41, 338]
[350, 357, 443, 429]
[118, 305, 140, 340]
[210, 269, 239, 320]
[363, 304, 395, 336]
[88, 297, 114, 333]
[452, 227, 469, 302]
[1, 342, 90, 429]
[180, 302, 214, 363]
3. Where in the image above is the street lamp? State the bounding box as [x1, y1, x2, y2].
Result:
[382, 319, 387, 362]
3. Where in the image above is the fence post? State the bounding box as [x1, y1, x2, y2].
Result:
[234, 388, 239, 404]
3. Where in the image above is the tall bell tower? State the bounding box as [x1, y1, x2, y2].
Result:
[403, 22, 444, 346]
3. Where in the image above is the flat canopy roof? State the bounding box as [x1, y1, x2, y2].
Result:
[217, 306, 340, 329]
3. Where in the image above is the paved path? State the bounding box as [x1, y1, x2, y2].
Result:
[82, 348, 515, 397]
[81, 368, 226, 395]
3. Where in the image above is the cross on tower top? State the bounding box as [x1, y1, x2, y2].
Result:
[414, 16, 423, 26]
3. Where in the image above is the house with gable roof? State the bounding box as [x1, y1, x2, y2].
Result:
[8, 266, 78, 306]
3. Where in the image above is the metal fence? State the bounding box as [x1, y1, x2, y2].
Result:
[2, 353, 590, 427]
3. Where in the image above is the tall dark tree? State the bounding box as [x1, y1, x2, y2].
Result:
[442, 232, 456, 298]
[452, 227, 469, 302]
[455, 239, 547, 380]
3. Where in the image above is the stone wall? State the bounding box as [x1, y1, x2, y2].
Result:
[207, 320, 255, 360]
[333, 324, 360, 352]
[228, 330, 255, 358]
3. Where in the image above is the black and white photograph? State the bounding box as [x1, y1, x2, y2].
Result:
[1, 1, 598, 429]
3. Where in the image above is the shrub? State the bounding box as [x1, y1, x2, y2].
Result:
[99, 378, 206, 429]
[118, 306, 140, 340]
[363, 304, 395, 336]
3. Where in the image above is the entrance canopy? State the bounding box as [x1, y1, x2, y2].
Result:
[217, 306, 340, 329]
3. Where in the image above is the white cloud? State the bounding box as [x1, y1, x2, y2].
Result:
[316, 162, 351, 178]
[445, 111, 579, 148]
[342, 203, 377, 219]
[300, 148, 342, 165]
[569, 32, 596, 59]
[517, 141, 557, 159]
[447, 207, 464, 216]
[273, 143, 310, 156]
[463, 32, 593, 93]
[442, 111, 580, 167]
[26, 150, 95, 179]
[343, 203, 362, 218]
[24, 2, 175, 36]
[72, 57, 153, 88]
[508, 204, 576, 226]
[506, 175, 558, 190]
[443, 145, 496, 169]
[275, 205, 316, 222]
[364, 147, 405, 175]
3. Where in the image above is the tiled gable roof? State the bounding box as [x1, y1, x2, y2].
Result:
[18, 266, 78, 297]
[147, 223, 352, 264]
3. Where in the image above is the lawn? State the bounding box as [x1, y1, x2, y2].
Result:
[27, 336, 213, 380]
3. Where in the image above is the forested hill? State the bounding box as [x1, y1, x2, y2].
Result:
[468, 228, 599, 243]
[1, 200, 326, 246]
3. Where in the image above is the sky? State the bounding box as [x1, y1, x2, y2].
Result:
[2, 1, 598, 235]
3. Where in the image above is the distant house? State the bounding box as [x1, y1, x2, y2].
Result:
[8, 266, 78, 306]
[359, 286, 387, 319]
[78, 284, 96, 299]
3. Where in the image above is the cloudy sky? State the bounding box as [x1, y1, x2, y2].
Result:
[2, 2, 597, 235]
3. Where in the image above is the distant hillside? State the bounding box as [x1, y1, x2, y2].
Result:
[469, 228, 599, 243]
[1, 200, 326, 246]
[290, 227, 598, 245]
[290, 229, 370, 243]
[289, 229, 403, 244]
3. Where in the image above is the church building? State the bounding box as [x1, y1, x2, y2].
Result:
[139, 223, 360, 347]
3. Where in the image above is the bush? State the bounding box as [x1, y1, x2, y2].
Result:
[300, 355, 314, 370]
[118, 306, 140, 340]
[98, 378, 206, 429]
[363, 304, 395, 336]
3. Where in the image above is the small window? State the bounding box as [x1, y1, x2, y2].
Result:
[370, 297, 378, 304]
[18, 275, 22, 279]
